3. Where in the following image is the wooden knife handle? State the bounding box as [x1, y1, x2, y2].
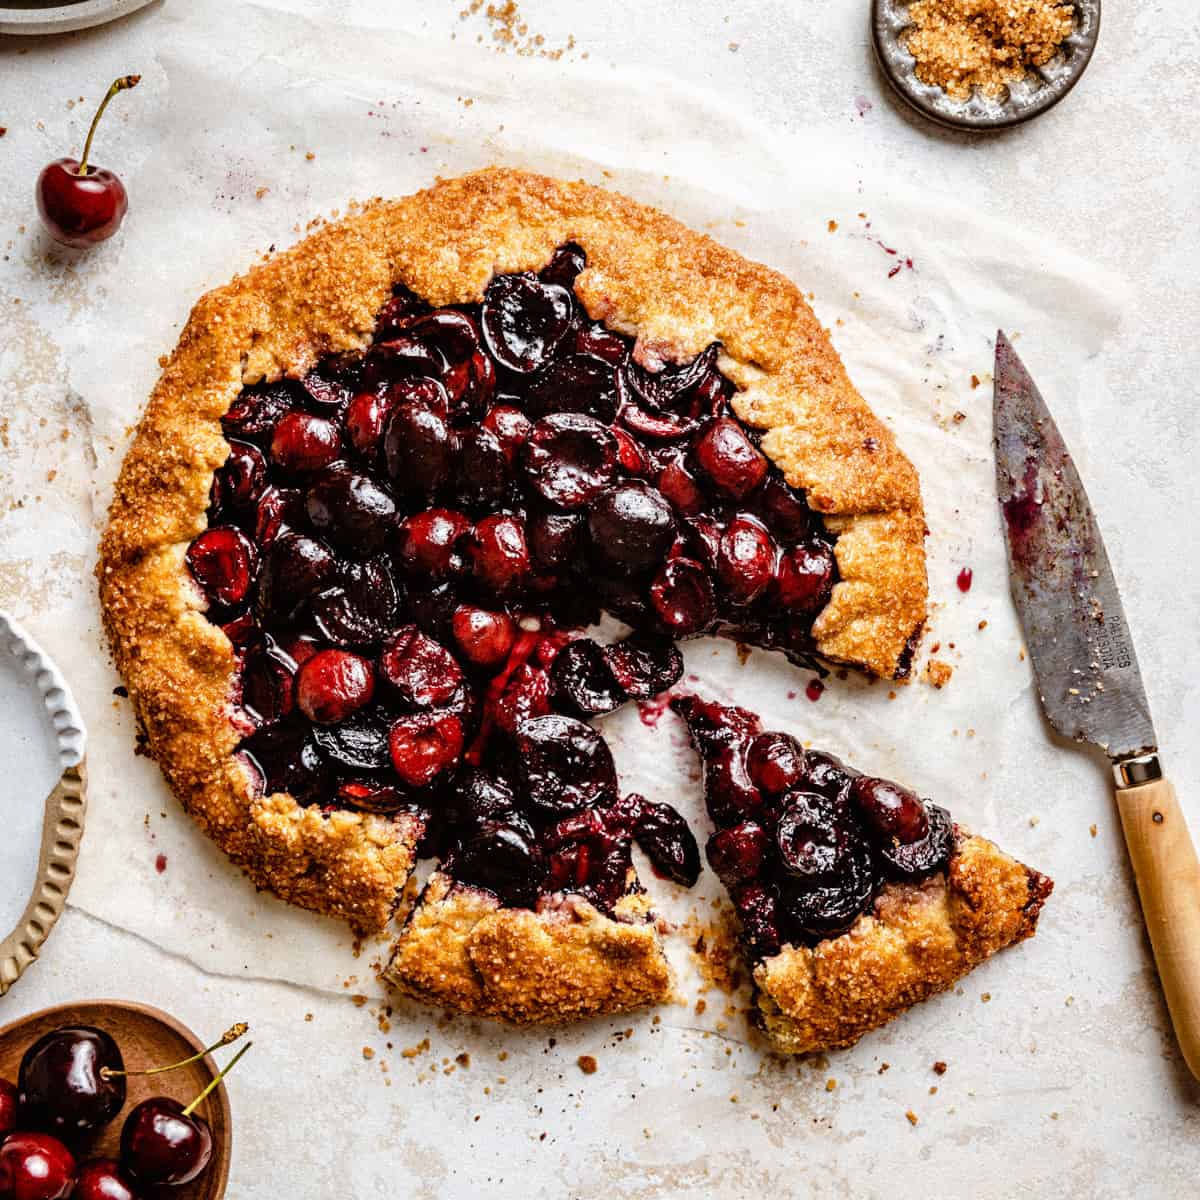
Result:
[1117, 776, 1200, 1080]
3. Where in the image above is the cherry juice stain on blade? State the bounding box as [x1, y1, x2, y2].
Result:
[1001, 457, 1045, 561]
[805, 678, 825, 702]
[956, 567, 973, 593]
[638, 693, 674, 728]
[155, 853, 167, 874]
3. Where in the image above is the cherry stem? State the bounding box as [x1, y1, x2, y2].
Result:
[77, 74, 141, 177]
[100, 1023, 248, 1080]
[183, 1042, 252, 1119]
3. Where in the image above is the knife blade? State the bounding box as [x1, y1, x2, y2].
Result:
[994, 330, 1200, 1081]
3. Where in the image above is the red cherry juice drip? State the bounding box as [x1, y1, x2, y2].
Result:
[805, 678, 824, 702]
[956, 567, 973, 593]
[155, 853, 168, 874]
[637, 693, 673, 728]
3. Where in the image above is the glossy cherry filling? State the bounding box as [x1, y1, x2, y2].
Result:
[672, 695, 953, 957]
[188, 244, 840, 915]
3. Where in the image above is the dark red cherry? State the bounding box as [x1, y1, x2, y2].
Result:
[481, 404, 532, 464]
[401, 308, 482, 363]
[336, 779, 412, 814]
[718, 515, 777, 604]
[525, 355, 619, 422]
[453, 817, 544, 907]
[574, 322, 628, 365]
[255, 532, 334, 624]
[656, 458, 705, 516]
[620, 400, 698, 442]
[877, 803, 953, 879]
[611, 426, 650, 476]
[706, 820, 768, 885]
[379, 627, 464, 709]
[679, 514, 722, 572]
[693, 416, 767, 498]
[447, 768, 518, 829]
[451, 605, 516, 668]
[345, 389, 395, 458]
[731, 881, 782, 958]
[120, 1097, 212, 1187]
[299, 366, 352, 413]
[602, 633, 683, 699]
[469, 514, 531, 594]
[364, 335, 444, 386]
[539, 242, 587, 290]
[305, 468, 396, 558]
[211, 438, 267, 515]
[388, 710, 464, 787]
[515, 714, 618, 819]
[782, 841, 875, 939]
[773, 540, 835, 615]
[670, 694, 763, 757]
[36, 76, 140, 248]
[222, 610, 259, 648]
[268, 412, 342, 473]
[397, 507, 471, 579]
[295, 649, 375, 724]
[0, 1078, 17, 1138]
[72, 1158, 138, 1200]
[186, 527, 256, 609]
[754, 475, 813, 541]
[623, 344, 720, 415]
[310, 556, 400, 648]
[18, 1025, 125, 1135]
[628, 795, 700, 886]
[849, 776, 929, 845]
[223, 382, 295, 443]
[455, 425, 510, 507]
[0, 1132, 75, 1200]
[776, 791, 847, 877]
[649, 557, 716, 636]
[481, 272, 573, 373]
[491, 662, 551, 736]
[243, 721, 332, 804]
[383, 400, 456, 495]
[550, 639, 625, 717]
[239, 639, 296, 727]
[312, 714, 392, 771]
[252, 484, 304, 546]
[374, 287, 429, 339]
[528, 510, 585, 574]
[523, 413, 618, 509]
[746, 731, 807, 795]
[800, 748, 858, 797]
[588, 481, 676, 573]
[702, 742, 764, 825]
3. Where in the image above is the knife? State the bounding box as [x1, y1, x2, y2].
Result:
[994, 330, 1200, 1080]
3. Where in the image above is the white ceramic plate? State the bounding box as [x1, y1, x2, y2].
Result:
[0, 612, 86, 996]
[0, 0, 157, 36]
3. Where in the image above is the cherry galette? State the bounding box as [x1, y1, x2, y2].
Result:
[101, 169, 940, 1024]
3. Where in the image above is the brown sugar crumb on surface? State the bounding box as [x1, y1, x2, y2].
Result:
[904, 0, 1075, 101]
[362, 1046, 375, 1060]
[923, 658, 953, 688]
[933, 1060, 947, 1075]
[577, 1055, 598, 1075]
[683, 911, 745, 997]
[906, 1109, 919, 1126]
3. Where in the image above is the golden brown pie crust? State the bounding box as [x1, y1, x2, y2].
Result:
[753, 831, 1053, 1054]
[98, 166, 927, 936]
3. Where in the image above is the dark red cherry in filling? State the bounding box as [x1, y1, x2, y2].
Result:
[515, 714, 618, 819]
[656, 457, 705, 516]
[222, 381, 295, 442]
[243, 721, 332, 803]
[337, 779, 412, 814]
[295, 649, 375, 724]
[782, 840, 874, 938]
[345, 389, 395, 458]
[253, 484, 304, 547]
[401, 308, 482, 363]
[300, 366, 352, 412]
[18, 1025, 125, 1135]
[255, 532, 334, 624]
[550, 638, 625, 718]
[718, 515, 777, 604]
[0, 1131, 75, 1200]
[528, 510, 585, 574]
[0, 1077, 17, 1137]
[481, 272, 573, 373]
[456, 425, 510, 507]
[525, 354, 619, 422]
[305, 468, 396, 558]
[120, 1097, 213, 1187]
[775, 791, 847, 878]
[731, 881, 782, 958]
[623, 343, 720, 415]
[379, 627, 464, 709]
[374, 286, 429, 338]
[649, 557, 716, 636]
[72, 1158, 139, 1200]
[383, 399, 456, 495]
[575, 322, 628, 365]
[800, 748, 858, 797]
[849, 776, 929, 845]
[185, 527, 257, 609]
[388, 710, 464, 787]
[754, 475, 814, 541]
[602, 633, 683, 699]
[773, 540, 835, 615]
[588, 481, 676, 573]
[523, 413, 618, 509]
[539, 241, 587, 291]
[365, 334, 444, 386]
[469, 514, 531, 594]
[453, 816, 544, 907]
[612, 426, 650, 476]
[670, 694, 763, 756]
[312, 713, 392, 771]
[310, 556, 400, 647]
[701, 742, 764, 825]
[624, 794, 701, 886]
[481, 404, 532, 464]
[490, 662, 552, 737]
[240, 639, 296, 727]
[693, 416, 768, 498]
[398, 507, 471, 579]
[706, 820, 768, 885]
[451, 605, 516, 667]
[269, 411, 342, 473]
[746, 731, 807, 795]
[877, 803, 953, 878]
[212, 438, 267, 514]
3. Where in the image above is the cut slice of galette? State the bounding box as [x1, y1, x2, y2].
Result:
[99, 167, 929, 962]
[671, 695, 1053, 1054]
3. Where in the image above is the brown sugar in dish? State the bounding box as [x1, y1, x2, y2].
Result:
[903, 0, 1075, 101]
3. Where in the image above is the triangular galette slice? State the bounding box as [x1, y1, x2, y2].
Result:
[671, 696, 1052, 1054]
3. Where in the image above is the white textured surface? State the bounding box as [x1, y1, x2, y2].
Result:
[0, 2, 1198, 1197]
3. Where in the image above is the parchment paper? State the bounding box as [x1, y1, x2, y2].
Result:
[0, 0, 1134, 1070]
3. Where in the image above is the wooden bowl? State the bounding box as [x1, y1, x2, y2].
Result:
[0, 1000, 232, 1198]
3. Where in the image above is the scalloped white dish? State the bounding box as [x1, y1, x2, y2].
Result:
[0, 0, 156, 36]
[0, 612, 86, 996]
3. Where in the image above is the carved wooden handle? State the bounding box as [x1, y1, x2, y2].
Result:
[1117, 777, 1200, 1081]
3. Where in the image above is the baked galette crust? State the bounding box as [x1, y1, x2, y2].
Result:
[98, 166, 927, 933]
[753, 831, 1053, 1054]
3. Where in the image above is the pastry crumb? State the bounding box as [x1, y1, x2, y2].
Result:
[924, 659, 953, 688]
[825, 1078, 837, 1092]
[1089, 824, 1097, 838]
[577, 1055, 598, 1075]
[933, 1060, 947, 1075]
[906, 1109, 919, 1126]
[362, 1046, 375, 1060]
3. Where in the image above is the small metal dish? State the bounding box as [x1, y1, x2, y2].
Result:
[871, 0, 1101, 131]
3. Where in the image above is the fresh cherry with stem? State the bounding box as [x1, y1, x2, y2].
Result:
[36, 75, 140, 247]
[120, 1040, 252, 1187]
[71, 1158, 139, 1200]
[99, 1021, 248, 1084]
[17, 1025, 126, 1136]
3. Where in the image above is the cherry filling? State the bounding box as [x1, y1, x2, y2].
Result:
[189, 243, 843, 916]
[671, 696, 953, 957]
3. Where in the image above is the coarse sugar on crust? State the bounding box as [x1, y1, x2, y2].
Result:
[383, 871, 672, 1022]
[752, 831, 1053, 1054]
[98, 167, 927, 933]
